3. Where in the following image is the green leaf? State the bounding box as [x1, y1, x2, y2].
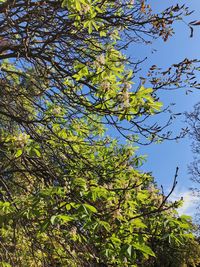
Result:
[98, 220, 111, 231]
[100, 31, 106, 37]
[180, 214, 192, 221]
[50, 215, 57, 225]
[132, 243, 155, 257]
[57, 215, 73, 223]
[88, 21, 93, 34]
[127, 245, 132, 257]
[33, 148, 41, 157]
[110, 235, 121, 245]
[73, 178, 87, 189]
[83, 204, 97, 213]
[15, 149, 23, 157]
[40, 220, 51, 232]
[1, 262, 12, 267]
[66, 203, 72, 211]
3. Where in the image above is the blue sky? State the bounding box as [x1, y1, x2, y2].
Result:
[128, 1, 200, 215]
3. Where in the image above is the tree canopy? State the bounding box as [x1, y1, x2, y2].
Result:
[0, 0, 199, 266]
[186, 103, 200, 223]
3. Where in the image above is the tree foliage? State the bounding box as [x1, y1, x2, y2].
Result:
[0, 0, 199, 266]
[186, 103, 200, 224]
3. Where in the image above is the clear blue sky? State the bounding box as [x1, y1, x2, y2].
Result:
[126, 1, 200, 214]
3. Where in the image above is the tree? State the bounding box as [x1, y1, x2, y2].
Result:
[145, 212, 200, 267]
[0, 0, 199, 266]
[186, 103, 200, 221]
